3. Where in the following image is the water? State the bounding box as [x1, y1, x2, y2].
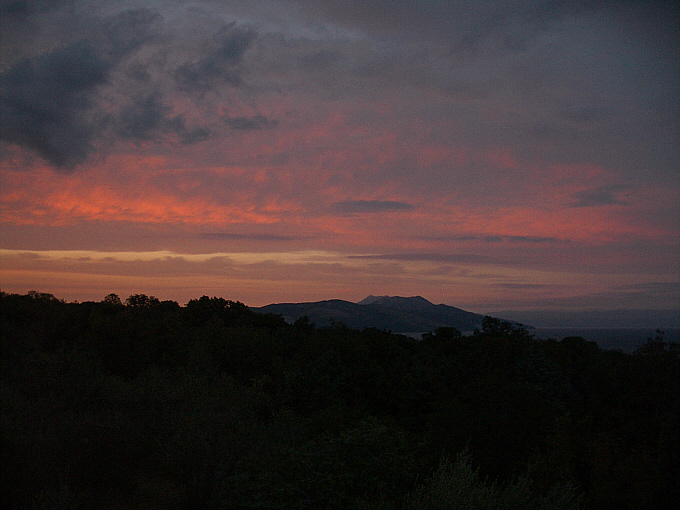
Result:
[531, 328, 680, 353]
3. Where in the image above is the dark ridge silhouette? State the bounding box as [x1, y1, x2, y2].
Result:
[253, 295, 512, 333]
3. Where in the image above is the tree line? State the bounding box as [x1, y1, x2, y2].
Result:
[1, 291, 678, 509]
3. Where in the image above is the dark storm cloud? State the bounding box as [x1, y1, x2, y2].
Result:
[570, 186, 630, 207]
[0, 41, 112, 167]
[115, 93, 168, 140]
[332, 200, 415, 214]
[0, 7, 259, 167]
[111, 92, 211, 144]
[174, 22, 256, 93]
[0, 7, 162, 168]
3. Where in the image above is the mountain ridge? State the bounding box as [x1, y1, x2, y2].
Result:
[252, 295, 507, 333]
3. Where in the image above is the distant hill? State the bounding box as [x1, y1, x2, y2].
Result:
[252, 295, 497, 333]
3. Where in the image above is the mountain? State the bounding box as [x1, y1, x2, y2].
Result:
[357, 295, 434, 311]
[252, 295, 491, 333]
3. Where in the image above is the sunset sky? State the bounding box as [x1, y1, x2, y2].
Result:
[1, 0, 678, 315]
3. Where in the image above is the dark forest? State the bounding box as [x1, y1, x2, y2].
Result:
[1, 291, 678, 509]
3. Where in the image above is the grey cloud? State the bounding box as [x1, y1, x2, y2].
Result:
[559, 105, 611, 124]
[224, 114, 277, 131]
[570, 186, 630, 207]
[115, 93, 168, 140]
[0, 7, 162, 168]
[332, 200, 415, 213]
[179, 126, 211, 144]
[348, 253, 485, 263]
[111, 92, 212, 144]
[422, 234, 562, 244]
[1, 0, 58, 17]
[174, 22, 256, 93]
[443, 0, 637, 61]
[292, 1, 606, 57]
[300, 49, 340, 70]
[473, 236, 504, 243]
[294, 1, 679, 42]
[505, 235, 562, 244]
[616, 282, 679, 292]
[0, 0, 73, 34]
[613, 282, 680, 302]
[447, 10, 540, 62]
[98, 8, 163, 59]
[0, 41, 112, 168]
[125, 61, 154, 83]
[1, 0, 32, 16]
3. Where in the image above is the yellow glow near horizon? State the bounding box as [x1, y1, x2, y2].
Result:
[1, 248, 676, 311]
[0, 248, 347, 265]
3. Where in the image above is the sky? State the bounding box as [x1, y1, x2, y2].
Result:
[1, 0, 679, 315]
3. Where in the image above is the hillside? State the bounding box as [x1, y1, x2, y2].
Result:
[253, 295, 492, 332]
[2, 291, 679, 510]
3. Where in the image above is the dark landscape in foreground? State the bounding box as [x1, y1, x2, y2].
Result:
[2, 291, 679, 510]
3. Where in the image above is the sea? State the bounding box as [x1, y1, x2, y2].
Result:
[531, 328, 680, 353]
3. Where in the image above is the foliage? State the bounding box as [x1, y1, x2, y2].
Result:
[1, 291, 678, 509]
[404, 452, 582, 510]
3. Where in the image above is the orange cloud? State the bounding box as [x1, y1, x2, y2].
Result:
[0, 158, 290, 226]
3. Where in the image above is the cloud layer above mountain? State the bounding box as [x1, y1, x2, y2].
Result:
[1, 0, 678, 311]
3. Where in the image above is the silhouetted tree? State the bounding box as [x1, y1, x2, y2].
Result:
[125, 293, 160, 307]
[102, 293, 122, 306]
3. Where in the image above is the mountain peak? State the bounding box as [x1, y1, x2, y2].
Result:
[255, 296, 486, 332]
[357, 295, 387, 305]
[358, 295, 434, 309]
